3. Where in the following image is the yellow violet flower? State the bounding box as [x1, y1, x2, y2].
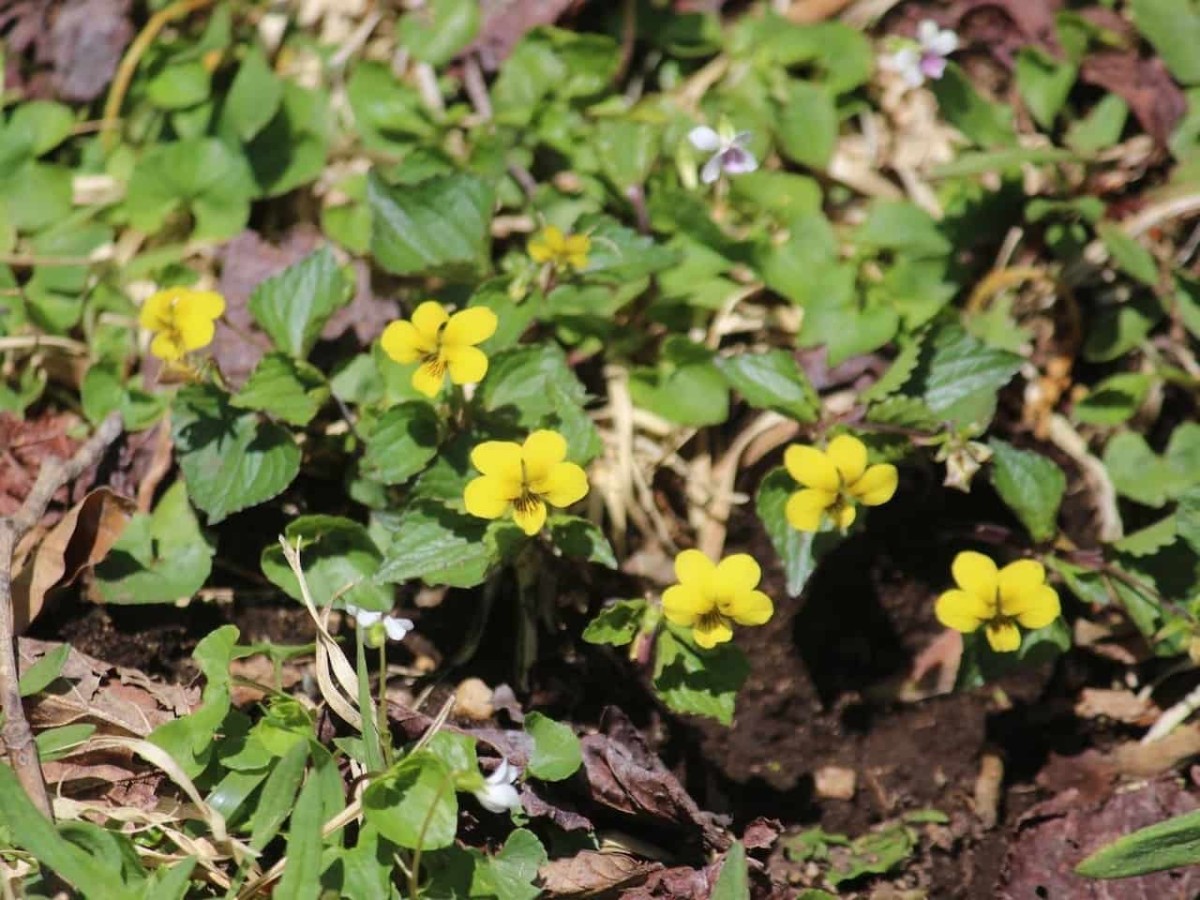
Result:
[662, 550, 774, 649]
[139, 286, 226, 362]
[380, 301, 498, 398]
[935, 551, 1061, 652]
[527, 225, 590, 272]
[784, 435, 898, 532]
[463, 430, 589, 535]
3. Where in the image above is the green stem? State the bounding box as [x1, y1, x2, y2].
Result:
[378, 641, 392, 767]
[356, 633, 384, 773]
[408, 773, 455, 900]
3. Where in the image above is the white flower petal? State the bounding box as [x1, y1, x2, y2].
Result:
[928, 28, 959, 56]
[475, 782, 521, 814]
[916, 19, 941, 47]
[885, 47, 924, 86]
[355, 609, 383, 627]
[688, 125, 721, 152]
[731, 130, 754, 148]
[700, 154, 724, 184]
[722, 148, 758, 175]
[383, 616, 415, 642]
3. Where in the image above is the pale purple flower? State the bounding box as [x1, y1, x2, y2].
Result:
[346, 604, 414, 642]
[473, 759, 521, 814]
[688, 126, 758, 184]
[884, 19, 958, 87]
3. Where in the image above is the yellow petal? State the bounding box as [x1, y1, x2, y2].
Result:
[470, 441, 523, 482]
[177, 313, 217, 352]
[826, 434, 867, 484]
[1011, 585, 1060, 630]
[783, 445, 839, 492]
[464, 476, 512, 519]
[662, 584, 710, 625]
[848, 464, 898, 507]
[536, 462, 588, 508]
[951, 551, 998, 607]
[380, 320, 424, 363]
[674, 549, 716, 587]
[444, 345, 488, 385]
[179, 289, 225, 321]
[411, 361, 446, 398]
[985, 621, 1021, 653]
[411, 301, 449, 340]
[140, 289, 178, 331]
[522, 430, 567, 483]
[785, 489, 834, 532]
[997, 560, 1046, 615]
[714, 554, 761, 596]
[512, 498, 547, 535]
[693, 616, 733, 649]
[724, 590, 773, 626]
[934, 589, 989, 633]
[150, 331, 185, 361]
[542, 226, 565, 251]
[528, 236, 551, 263]
[443, 307, 498, 347]
[833, 504, 856, 531]
[564, 234, 590, 269]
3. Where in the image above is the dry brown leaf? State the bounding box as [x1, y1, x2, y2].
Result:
[1075, 688, 1158, 726]
[539, 851, 661, 898]
[0, 410, 80, 514]
[11, 487, 134, 631]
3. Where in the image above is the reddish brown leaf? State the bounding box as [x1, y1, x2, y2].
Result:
[0, 411, 80, 515]
[470, 0, 581, 70]
[539, 851, 662, 898]
[1080, 52, 1186, 147]
[50, 0, 132, 102]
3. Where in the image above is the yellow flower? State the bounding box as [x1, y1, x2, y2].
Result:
[784, 435, 898, 532]
[935, 551, 1061, 652]
[527, 226, 590, 272]
[661, 550, 774, 649]
[139, 287, 226, 362]
[463, 430, 589, 535]
[380, 301, 498, 398]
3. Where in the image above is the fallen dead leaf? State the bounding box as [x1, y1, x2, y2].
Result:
[0, 410, 80, 515]
[50, 0, 133, 101]
[1080, 52, 1186, 148]
[539, 850, 662, 898]
[469, 0, 581, 71]
[1075, 688, 1158, 727]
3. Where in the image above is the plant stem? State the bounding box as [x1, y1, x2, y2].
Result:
[378, 641, 392, 767]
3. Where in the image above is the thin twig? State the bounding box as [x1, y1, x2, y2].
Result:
[0, 412, 122, 818]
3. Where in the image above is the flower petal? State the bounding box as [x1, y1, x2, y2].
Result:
[512, 498, 547, 535]
[411, 300, 449, 340]
[1010, 585, 1060, 631]
[355, 609, 383, 627]
[997, 559, 1046, 616]
[721, 148, 758, 175]
[784, 445, 839, 492]
[785, 489, 834, 532]
[411, 360, 446, 398]
[443, 307, 498, 347]
[688, 125, 721, 152]
[927, 27, 958, 56]
[934, 589, 989, 633]
[179, 289, 225, 321]
[699, 154, 724, 185]
[693, 616, 733, 649]
[674, 548, 716, 587]
[380, 320, 424, 363]
[139, 289, 177, 331]
[714, 554, 761, 596]
[470, 441, 523, 480]
[444, 345, 489, 385]
[826, 435, 867, 484]
[150, 331, 185, 361]
[724, 590, 773, 626]
[662, 584, 710, 626]
[383, 617, 415, 642]
[528, 235, 552, 263]
[951, 551, 998, 607]
[833, 504, 857, 531]
[985, 621, 1021, 653]
[916, 19, 941, 46]
[475, 782, 520, 814]
[463, 476, 514, 519]
[536, 462, 588, 508]
[848, 464, 898, 506]
[522, 430, 567, 483]
[177, 315, 216, 352]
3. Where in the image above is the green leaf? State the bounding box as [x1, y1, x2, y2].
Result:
[173, 384, 301, 524]
[261, 515, 392, 611]
[223, 46, 284, 141]
[0, 161, 72, 233]
[274, 770, 324, 900]
[909, 323, 1023, 427]
[930, 145, 1076, 178]
[1113, 514, 1178, 556]
[594, 118, 658, 189]
[799, 301, 899, 367]
[7, 101, 74, 156]
[247, 247, 348, 358]
[397, 0, 480, 66]
[629, 336, 729, 427]
[363, 752, 458, 850]
[245, 82, 331, 198]
[150, 626, 238, 776]
[525, 712, 582, 782]
[1077, 808, 1200, 878]
[19, 643, 70, 697]
[1103, 423, 1200, 507]
[368, 170, 494, 279]
[775, 81, 837, 170]
[956, 618, 1071, 688]
[1015, 47, 1076, 129]
[1130, 0, 1200, 86]
[828, 824, 917, 887]
[755, 468, 842, 597]
[232, 353, 330, 426]
[582, 599, 648, 647]
[248, 740, 310, 851]
[1066, 95, 1129, 155]
[94, 482, 214, 605]
[1178, 486, 1200, 554]
[1074, 372, 1152, 425]
[712, 842, 750, 900]
[653, 626, 750, 725]
[547, 515, 618, 569]
[855, 201, 952, 258]
[931, 64, 1016, 148]
[1097, 222, 1159, 285]
[360, 401, 441, 485]
[146, 61, 211, 110]
[716, 350, 818, 422]
[375, 501, 517, 588]
[1081, 295, 1162, 362]
[474, 829, 547, 900]
[987, 439, 1066, 542]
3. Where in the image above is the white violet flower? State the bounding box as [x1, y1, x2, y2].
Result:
[346, 604, 414, 645]
[473, 758, 521, 814]
[688, 125, 758, 184]
[884, 19, 958, 87]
